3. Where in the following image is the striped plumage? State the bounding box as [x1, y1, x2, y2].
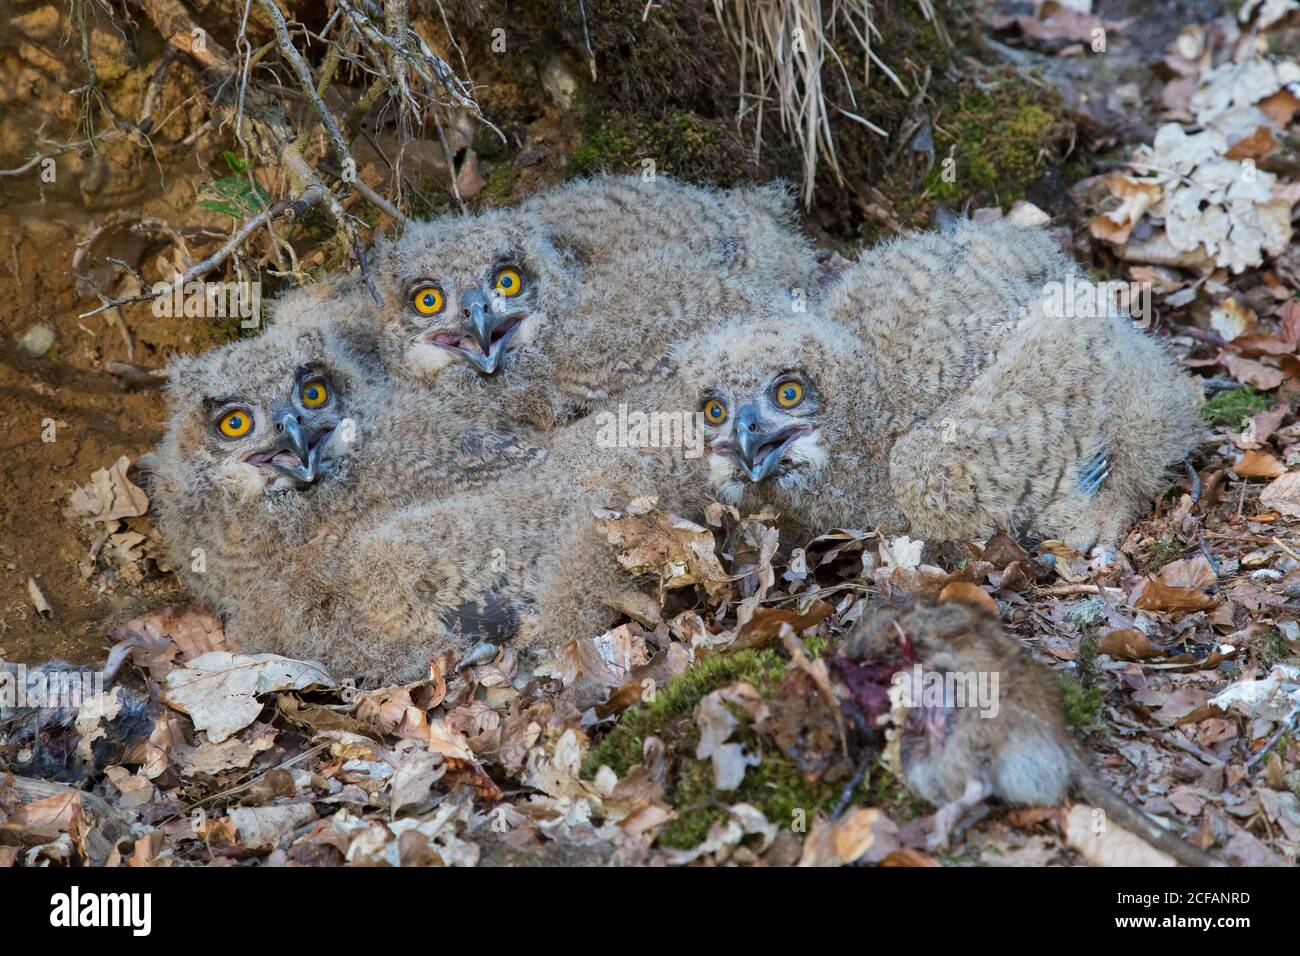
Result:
[677, 220, 1203, 555]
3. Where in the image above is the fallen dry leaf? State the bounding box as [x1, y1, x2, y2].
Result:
[695, 683, 765, 790]
[1260, 471, 1300, 518]
[162, 652, 333, 743]
[662, 802, 778, 865]
[1100, 628, 1164, 661]
[111, 605, 228, 680]
[595, 500, 731, 601]
[938, 581, 1000, 617]
[799, 808, 900, 866]
[1063, 803, 1177, 866]
[227, 804, 317, 851]
[731, 601, 833, 651]
[1220, 352, 1284, 390]
[67, 455, 149, 525]
[1233, 450, 1285, 478]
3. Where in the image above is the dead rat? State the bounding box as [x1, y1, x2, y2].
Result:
[834, 600, 1222, 867]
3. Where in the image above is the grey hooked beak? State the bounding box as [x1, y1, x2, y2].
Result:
[464, 289, 496, 359]
[268, 411, 325, 483]
[449, 289, 524, 376]
[733, 404, 807, 482]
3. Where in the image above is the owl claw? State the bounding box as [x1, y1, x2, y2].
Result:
[455, 641, 500, 671]
[1076, 450, 1111, 497]
[1089, 546, 1117, 570]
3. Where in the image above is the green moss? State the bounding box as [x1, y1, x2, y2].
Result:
[921, 84, 1066, 205]
[584, 649, 787, 778]
[482, 162, 519, 206]
[584, 647, 905, 850]
[1145, 535, 1186, 572]
[1059, 675, 1103, 730]
[1202, 386, 1270, 428]
[571, 109, 747, 184]
[1248, 626, 1294, 667]
[1058, 630, 1103, 730]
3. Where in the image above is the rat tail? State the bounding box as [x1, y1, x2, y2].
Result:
[1075, 773, 1223, 868]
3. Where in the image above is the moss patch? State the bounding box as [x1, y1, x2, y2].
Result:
[1060, 633, 1103, 730]
[828, 3, 1073, 240]
[1060, 675, 1103, 730]
[1202, 386, 1270, 428]
[572, 109, 753, 185]
[1145, 535, 1186, 572]
[482, 161, 519, 207]
[1246, 625, 1295, 667]
[583, 648, 907, 849]
[922, 85, 1066, 203]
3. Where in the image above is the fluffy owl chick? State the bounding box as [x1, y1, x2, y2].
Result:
[313, 482, 649, 682]
[148, 324, 373, 632]
[148, 325, 549, 684]
[675, 305, 1201, 555]
[671, 314, 906, 542]
[838, 601, 1220, 865]
[359, 174, 817, 430]
[270, 275, 550, 502]
[823, 219, 1077, 407]
[888, 298, 1204, 554]
[533, 381, 722, 517]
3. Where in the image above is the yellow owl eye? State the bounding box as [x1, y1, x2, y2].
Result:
[218, 409, 252, 438]
[412, 285, 445, 315]
[774, 380, 804, 408]
[703, 399, 728, 424]
[301, 379, 329, 408]
[494, 267, 524, 297]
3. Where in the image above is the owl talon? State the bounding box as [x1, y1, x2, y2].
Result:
[456, 641, 501, 671]
[1076, 449, 1111, 497]
[1089, 546, 1117, 570]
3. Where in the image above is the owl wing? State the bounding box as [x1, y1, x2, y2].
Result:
[436, 584, 521, 645]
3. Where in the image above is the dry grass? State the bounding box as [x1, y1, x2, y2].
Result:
[713, 0, 948, 205]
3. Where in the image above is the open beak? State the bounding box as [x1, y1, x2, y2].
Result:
[247, 411, 332, 484]
[440, 289, 524, 375]
[733, 406, 809, 482]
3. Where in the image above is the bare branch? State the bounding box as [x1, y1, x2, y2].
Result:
[77, 195, 295, 318]
[256, 0, 351, 166]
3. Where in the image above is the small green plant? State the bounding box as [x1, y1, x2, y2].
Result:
[197, 153, 270, 219]
[1059, 675, 1103, 729]
[1248, 626, 1294, 667]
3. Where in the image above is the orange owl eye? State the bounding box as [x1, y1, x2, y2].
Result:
[494, 267, 524, 297]
[218, 409, 253, 438]
[412, 285, 445, 315]
[774, 380, 804, 408]
[703, 399, 728, 424]
[301, 379, 329, 408]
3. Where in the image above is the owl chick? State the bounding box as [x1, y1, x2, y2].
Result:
[147, 324, 551, 684]
[268, 279, 550, 500]
[277, 174, 818, 431]
[339, 489, 650, 680]
[822, 218, 1078, 407]
[674, 298, 1202, 555]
